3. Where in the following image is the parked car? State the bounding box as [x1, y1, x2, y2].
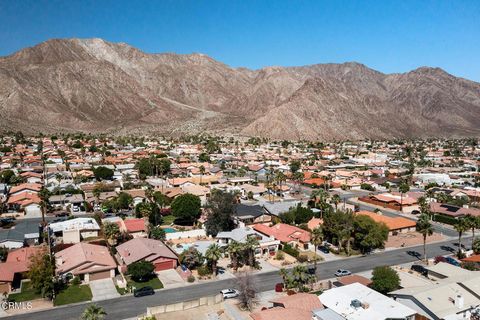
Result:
[411, 264, 428, 276]
[221, 289, 239, 299]
[434, 256, 448, 264]
[72, 206, 80, 212]
[274, 283, 284, 292]
[335, 269, 352, 277]
[445, 256, 461, 267]
[307, 266, 316, 275]
[318, 245, 330, 254]
[411, 210, 420, 215]
[133, 286, 155, 297]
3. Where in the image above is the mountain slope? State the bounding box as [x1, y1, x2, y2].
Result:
[1, 38, 479, 139]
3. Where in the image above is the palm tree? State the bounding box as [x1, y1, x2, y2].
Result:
[331, 194, 341, 211]
[81, 304, 107, 320]
[279, 268, 288, 283]
[205, 243, 222, 275]
[311, 227, 323, 270]
[103, 222, 120, 245]
[227, 241, 242, 271]
[465, 215, 480, 249]
[454, 218, 469, 254]
[244, 236, 259, 267]
[398, 183, 410, 212]
[416, 213, 433, 264]
[199, 165, 205, 185]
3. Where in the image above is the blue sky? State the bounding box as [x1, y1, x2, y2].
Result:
[1, 0, 479, 81]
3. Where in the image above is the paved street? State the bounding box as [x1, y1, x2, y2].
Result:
[7, 237, 470, 320]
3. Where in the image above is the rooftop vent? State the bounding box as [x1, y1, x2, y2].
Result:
[350, 299, 362, 309]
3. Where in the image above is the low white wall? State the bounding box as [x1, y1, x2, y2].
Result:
[147, 293, 223, 316]
[166, 229, 206, 240]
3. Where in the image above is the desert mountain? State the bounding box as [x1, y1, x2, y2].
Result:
[1, 38, 479, 140]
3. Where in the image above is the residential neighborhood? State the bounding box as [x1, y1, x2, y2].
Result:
[0, 134, 479, 320]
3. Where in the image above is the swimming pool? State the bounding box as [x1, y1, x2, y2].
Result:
[163, 227, 177, 233]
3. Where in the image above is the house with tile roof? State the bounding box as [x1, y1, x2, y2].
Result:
[115, 237, 178, 272]
[253, 223, 311, 250]
[55, 243, 117, 282]
[250, 292, 323, 320]
[356, 211, 416, 235]
[0, 246, 45, 293]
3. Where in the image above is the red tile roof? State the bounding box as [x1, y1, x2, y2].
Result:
[253, 223, 311, 243]
[123, 219, 146, 233]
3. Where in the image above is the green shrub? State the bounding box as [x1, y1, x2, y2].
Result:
[71, 276, 81, 285]
[282, 244, 299, 258]
[297, 255, 308, 263]
[187, 275, 195, 283]
[434, 214, 457, 225]
[197, 265, 212, 277]
[275, 251, 285, 260]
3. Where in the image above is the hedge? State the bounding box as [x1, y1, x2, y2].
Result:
[282, 244, 300, 258]
[433, 214, 457, 225]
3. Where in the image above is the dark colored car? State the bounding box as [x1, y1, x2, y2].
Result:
[434, 256, 447, 264]
[275, 283, 284, 292]
[407, 250, 421, 258]
[133, 286, 155, 297]
[445, 256, 461, 267]
[318, 245, 330, 254]
[411, 264, 428, 276]
[307, 266, 316, 275]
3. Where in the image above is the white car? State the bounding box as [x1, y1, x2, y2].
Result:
[334, 269, 352, 277]
[221, 289, 239, 299]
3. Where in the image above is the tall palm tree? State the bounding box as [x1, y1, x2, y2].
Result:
[244, 236, 259, 267]
[416, 213, 433, 264]
[199, 165, 205, 185]
[81, 304, 107, 320]
[311, 227, 323, 269]
[454, 218, 469, 254]
[331, 194, 341, 211]
[227, 241, 242, 271]
[465, 215, 480, 249]
[279, 268, 288, 283]
[398, 183, 410, 212]
[205, 243, 222, 275]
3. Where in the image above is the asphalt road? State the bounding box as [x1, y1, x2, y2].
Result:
[7, 237, 470, 320]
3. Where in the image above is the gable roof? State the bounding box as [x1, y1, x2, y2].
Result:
[123, 218, 146, 233]
[253, 223, 310, 243]
[356, 211, 416, 231]
[55, 243, 116, 275]
[116, 237, 177, 265]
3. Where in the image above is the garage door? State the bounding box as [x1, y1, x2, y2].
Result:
[89, 270, 111, 281]
[154, 260, 175, 272]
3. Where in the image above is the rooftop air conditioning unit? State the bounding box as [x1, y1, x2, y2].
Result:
[350, 299, 362, 309]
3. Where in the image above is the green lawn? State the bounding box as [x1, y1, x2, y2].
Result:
[8, 281, 42, 302]
[54, 284, 92, 306]
[128, 277, 163, 290]
[162, 215, 176, 225]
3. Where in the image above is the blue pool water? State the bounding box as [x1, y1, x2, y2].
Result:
[163, 227, 177, 233]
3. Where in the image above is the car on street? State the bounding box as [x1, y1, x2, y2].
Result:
[133, 286, 155, 297]
[334, 269, 351, 277]
[221, 289, 239, 299]
[411, 264, 428, 276]
[445, 256, 461, 267]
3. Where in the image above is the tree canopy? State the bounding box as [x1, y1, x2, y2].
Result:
[204, 190, 235, 236]
[171, 193, 201, 225]
[371, 266, 400, 294]
[93, 166, 114, 181]
[127, 260, 155, 282]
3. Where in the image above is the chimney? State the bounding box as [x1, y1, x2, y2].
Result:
[455, 294, 464, 309]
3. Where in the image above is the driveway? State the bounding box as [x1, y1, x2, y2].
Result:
[89, 278, 120, 301]
[156, 269, 185, 288]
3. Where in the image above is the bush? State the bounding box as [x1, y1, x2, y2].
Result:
[370, 266, 400, 294]
[71, 276, 81, 285]
[297, 255, 308, 263]
[187, 275, 195, 283]
[433, 214, 457, 225]
[275, 251, 285, 260]
[282, 244, 299, 258]
[127, 261, 155, 282]
[197, 265, 212, 277]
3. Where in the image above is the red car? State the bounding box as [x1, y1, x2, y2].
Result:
[275, 283, 284, 292]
